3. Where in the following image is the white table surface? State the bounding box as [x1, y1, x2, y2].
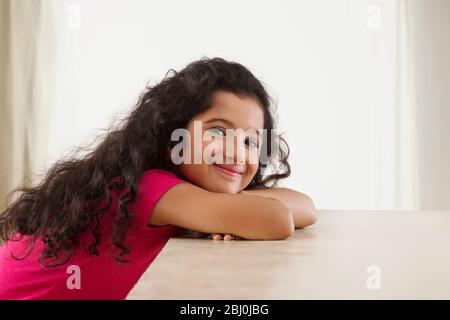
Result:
[127, 210, 450, 299]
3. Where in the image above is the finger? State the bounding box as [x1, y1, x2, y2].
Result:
[223, 234, 233, 241]
[212, 234, 222, 240]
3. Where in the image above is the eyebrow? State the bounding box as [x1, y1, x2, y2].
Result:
[203, 118, 261, 137]
[204, 118, 235, 127]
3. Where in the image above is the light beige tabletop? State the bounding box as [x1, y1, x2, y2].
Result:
[127, 210, 450, 299]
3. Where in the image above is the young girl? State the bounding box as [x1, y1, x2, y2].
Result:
[0, 57, 317, 300]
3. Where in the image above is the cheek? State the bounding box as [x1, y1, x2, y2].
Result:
[179, 164, 200, 182]
[245, 163, 259, 181]
[179, 162, 211, 187]
[190, 131, 218, 163]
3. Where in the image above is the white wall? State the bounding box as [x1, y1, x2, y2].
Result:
[46, 0, 449, 210]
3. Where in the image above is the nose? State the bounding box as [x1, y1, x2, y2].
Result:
[223, 131, 246, 165]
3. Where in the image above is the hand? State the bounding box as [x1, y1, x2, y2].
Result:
[208, 233, 242, 241]
[179, 230, 242, 240]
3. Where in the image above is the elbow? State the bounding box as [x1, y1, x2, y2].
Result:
[278, 210, 295, 239]
[305, 207, 318, 227]
[308, 199, 318, 226]
[265, 222, 294, 240]
[237, 198, 295, 241]
[264, 203, 295, 240]
[310, 210, 318, 226]
[298, 196, 318, 229]
[276, 221, 295, 240]
[297, 212, 318, 229]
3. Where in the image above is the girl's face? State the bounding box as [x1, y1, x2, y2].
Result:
[176, 90, 264, 193]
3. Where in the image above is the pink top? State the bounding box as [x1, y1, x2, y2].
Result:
[0, 169, 188, 300]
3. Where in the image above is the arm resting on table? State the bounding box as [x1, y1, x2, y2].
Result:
[149, 183, 295, 240]
[240, 187, 317, 229]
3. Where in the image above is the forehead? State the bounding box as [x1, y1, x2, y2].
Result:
[197, 90, 265, 130]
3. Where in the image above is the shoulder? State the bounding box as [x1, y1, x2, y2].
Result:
[139, 169, 187, 188]
[129, 169, 188, 227]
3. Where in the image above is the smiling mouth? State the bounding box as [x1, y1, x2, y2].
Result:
[212, 163, 244, 177]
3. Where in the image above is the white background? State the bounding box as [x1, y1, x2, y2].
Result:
[46, 0, 450, 210]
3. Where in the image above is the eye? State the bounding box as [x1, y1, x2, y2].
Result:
[245, 137, 258, 148]
[206, 127, 226, 137]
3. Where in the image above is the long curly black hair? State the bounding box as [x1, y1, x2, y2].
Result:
[0, 57, 290, 267]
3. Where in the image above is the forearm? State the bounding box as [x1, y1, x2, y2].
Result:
[241, 187, 317, 229]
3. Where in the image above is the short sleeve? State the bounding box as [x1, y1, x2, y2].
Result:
[129, 169, 188, 229]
